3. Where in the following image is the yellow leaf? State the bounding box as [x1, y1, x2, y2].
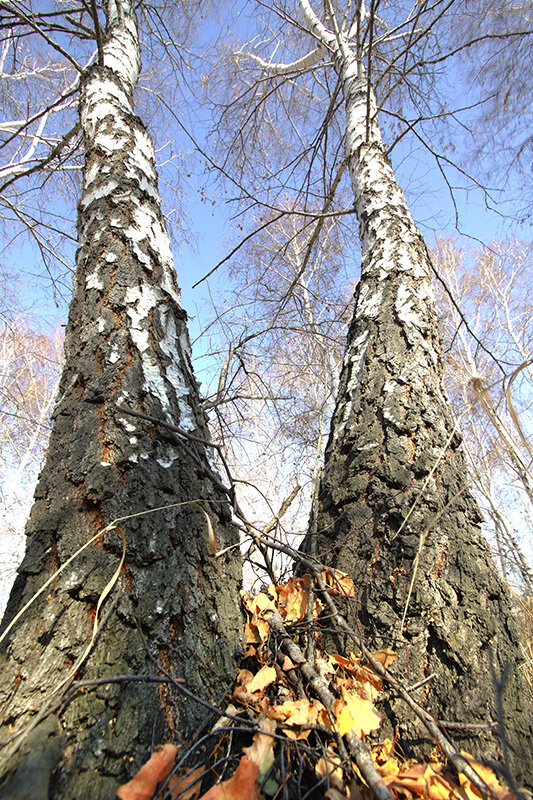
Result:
[372, 740, 400, 779]
[333, 687, 381, 738]
[267, 697, 323, 740]
[247, 665, 277, 694]
[244, 719, 276, 780]
[244, 622, 262, 644]
[383, 763, 456, 800]
[246, 588, 277, 615]
[243, 588, 277, 643]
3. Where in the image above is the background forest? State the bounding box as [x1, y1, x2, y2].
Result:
[0, 0, 531, 798]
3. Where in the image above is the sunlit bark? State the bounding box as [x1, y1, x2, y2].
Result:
[290, 0, 533, 782]
[0, 3, 243, 797]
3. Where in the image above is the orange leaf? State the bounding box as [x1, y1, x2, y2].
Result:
[457, 754, 514, 800]
[198, 756, 260, 800]
[371, 648, 397, 669]
[383, 763, 456, 800]
[199, 721, 276, 800]
[168, 765, 205, 799]
[372, 740, 400, 779]
[321, 569, 355, 597]
[329, 652, 359, 674]
[267, 697, 324, 740]
[117, 744, 178, 800]
[242, 588, 277, 643]
[276, 577, 310, 622]
[282, 655, 297, 671]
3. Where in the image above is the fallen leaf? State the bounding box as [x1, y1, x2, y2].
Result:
[234, 668, 261, 704]
[329, 652, 359, 674]
[247, 665, 277, 694]
[117, 744, 178, 800]
[282, 655, 297, 671]
[243, 588, 277, 616]
[168, 765, 205, 799]
[383, 763, 455, 800]
[242, 589, 277, 643]
[333, 686, 381, 738]
[321, 569, 355, 597]
[371, 648, 397, 669]
[372, 740, 400, 779]
[352, 665, 382, 695]
[244, 619, 271, 643]
[316, 748, 344, 792]
[244, 719, 276, 780]
[199, 720, 276, 800]
[457, 754, 514, 800]
[267, 697, 324, 739]
[198, 756, 260, 800]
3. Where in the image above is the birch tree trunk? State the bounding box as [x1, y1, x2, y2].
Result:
[295, 0, 532, 784]
[0, 3, 243, 797]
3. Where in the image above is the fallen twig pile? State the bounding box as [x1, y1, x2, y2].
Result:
[117, 569, 519, 800]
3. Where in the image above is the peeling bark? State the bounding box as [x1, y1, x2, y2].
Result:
[296, 6, 532, 785]
[0, 3, 243, 797]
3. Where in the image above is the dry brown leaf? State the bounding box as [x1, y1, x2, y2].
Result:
[321, 569, 356, 597]
[282, 655, 297, 671]
[199, 720, 276, 800]
[276, 577, 310, 622]
[242, 588, 277, 643]
[168, 765, 205, 800]
[329, 652, 360, 674]
[371, 648, 397, 669]
[242, 588, 277, 616]
[353, 664, 382, 695]
[117, 744, 178, 800]
[198, 756, 261, 800]
[244, 619, 270, 644]
[383, 763, 456, 800]
[234, 668, 262, 704]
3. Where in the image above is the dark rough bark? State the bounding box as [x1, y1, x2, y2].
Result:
[306, 46, 533, 787]
[0, 4, 243, 798]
